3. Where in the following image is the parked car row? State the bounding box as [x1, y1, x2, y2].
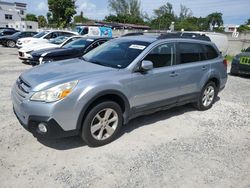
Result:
[11, 31, 229, 147]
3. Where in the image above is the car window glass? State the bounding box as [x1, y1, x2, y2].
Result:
[179, 42, 206, 64]
[245, 47, 250, 52]
[64, 39, 89, 48]
[33, 31, 48, 38]
[144, 43, 174, 68]
[51, 32, 59, 38]
[204, 45, 218, 59]
[84, 39, 150, 69]
[61, 32, 74, 37]
[85, 40, 106, 53]
[44, 33, 52, 39]
[81, 27, 89, 35]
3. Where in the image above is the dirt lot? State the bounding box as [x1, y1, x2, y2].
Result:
[0, 46, 249, 188]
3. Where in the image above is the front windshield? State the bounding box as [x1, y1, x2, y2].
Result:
[49, 36, 68, 44]
[63, 38, 92, 49]
[33, 31, 48, 38]
[83, 39, 150, 69]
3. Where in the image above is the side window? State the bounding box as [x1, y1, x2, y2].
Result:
[44, 33, 52, 39]
[179, 43, 206, 64]
[204, 45, 218, 59]
[25, 32, 31, 37]
[51, 32, 59, 38]
[144, 43, 174, 68]
[85, 40, 108, 53]
[63, 32, 74, 37]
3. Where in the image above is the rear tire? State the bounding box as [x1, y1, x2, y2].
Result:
[194, 82, 217, 111]
[81, 101, 123, 147]
[6, 40, 16, 48]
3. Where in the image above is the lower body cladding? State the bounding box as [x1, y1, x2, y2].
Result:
[11, 86, 83, 139]
[13, 111, 79, 138]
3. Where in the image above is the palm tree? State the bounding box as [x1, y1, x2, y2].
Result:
[207, 12, 223, 31]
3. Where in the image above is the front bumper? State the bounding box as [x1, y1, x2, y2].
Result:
[231, 63, 250, 75]
[11, 82, 81, 139]
[18, 51, 33, 61]
[13, 108, 79, 138]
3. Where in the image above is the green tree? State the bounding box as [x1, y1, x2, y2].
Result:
[106, 0, 144, 24]
[73, 11, 88, 23]
[37, 15, 47, 28]
[238, 25, 250, 32]
[179, 4, 192, 20]
[153, 2, 173, 17]
[150, 3, 175, 30]
[175, 17, 209, 31]
[245, 18, 250, 25]
[108, 0, 141, 17]
[105, 14, 144, 24]
[48, 0, 76, 28]
[207, 12, 223, 31]
[25, 14, 38, 22]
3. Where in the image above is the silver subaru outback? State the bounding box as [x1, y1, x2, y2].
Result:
[12, 34, 228, 147]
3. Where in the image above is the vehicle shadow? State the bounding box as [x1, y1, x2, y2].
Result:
[37, 97, 220, 150]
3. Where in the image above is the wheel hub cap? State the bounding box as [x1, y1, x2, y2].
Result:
[90, 108, 118, 141]
[202, 86, 215, 107]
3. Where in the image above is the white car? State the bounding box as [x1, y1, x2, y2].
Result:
[18, 35, 84, 62]
[16, 30, 78, 48]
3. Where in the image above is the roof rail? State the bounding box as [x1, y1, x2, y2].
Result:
[157, 32, 211, 41]
[121, 32, 144, 37]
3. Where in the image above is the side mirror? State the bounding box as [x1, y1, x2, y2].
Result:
[140, 60, 153, 72]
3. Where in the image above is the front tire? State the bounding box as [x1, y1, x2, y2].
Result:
[81, 101, 123, 147]
[6, 40, 16, 48]
[195, 82, 217, 111]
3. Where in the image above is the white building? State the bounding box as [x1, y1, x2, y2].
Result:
[223, 24, 240, 32]
[0, 1, 38, 31]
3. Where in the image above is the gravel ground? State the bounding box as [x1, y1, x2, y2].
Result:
[0, 46, 249, 188]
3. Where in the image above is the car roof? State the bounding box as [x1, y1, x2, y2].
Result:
[120, 34, 213, 45]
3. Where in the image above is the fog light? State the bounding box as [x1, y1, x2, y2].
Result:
[38, 123, 47, 133]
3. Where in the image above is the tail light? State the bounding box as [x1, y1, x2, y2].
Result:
[223, 59, 228, 67]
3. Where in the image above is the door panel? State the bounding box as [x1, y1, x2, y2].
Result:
[176, 42, 211, 100]
[130, 43, 179, 110]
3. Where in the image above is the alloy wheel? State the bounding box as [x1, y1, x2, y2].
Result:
[90, 108, 118, 140]
[202, 86, 215, 107]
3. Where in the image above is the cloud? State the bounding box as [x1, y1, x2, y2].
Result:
[37, 1, 48, 12]
[77, 0, 96, 12]
[76, 0, 108, 20]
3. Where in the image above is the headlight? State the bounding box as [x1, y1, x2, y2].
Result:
[30, 80, 78, 102]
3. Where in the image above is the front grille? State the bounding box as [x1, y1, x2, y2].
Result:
[240, 57, 250, 65]
[15, 77, 31, 99]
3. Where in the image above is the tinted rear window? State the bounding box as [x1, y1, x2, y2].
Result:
[203, 45, 218, 59]
[179, 43, 206, 64]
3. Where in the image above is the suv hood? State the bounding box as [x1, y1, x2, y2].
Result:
[20, 58, 115, 91]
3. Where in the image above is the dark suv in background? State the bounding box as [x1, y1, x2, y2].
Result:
[230, 46, 250, 76]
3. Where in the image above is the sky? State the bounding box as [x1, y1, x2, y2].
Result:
[8, 0, 250, 25]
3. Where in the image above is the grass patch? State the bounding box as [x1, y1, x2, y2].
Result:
[225, 55, 234, 63]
